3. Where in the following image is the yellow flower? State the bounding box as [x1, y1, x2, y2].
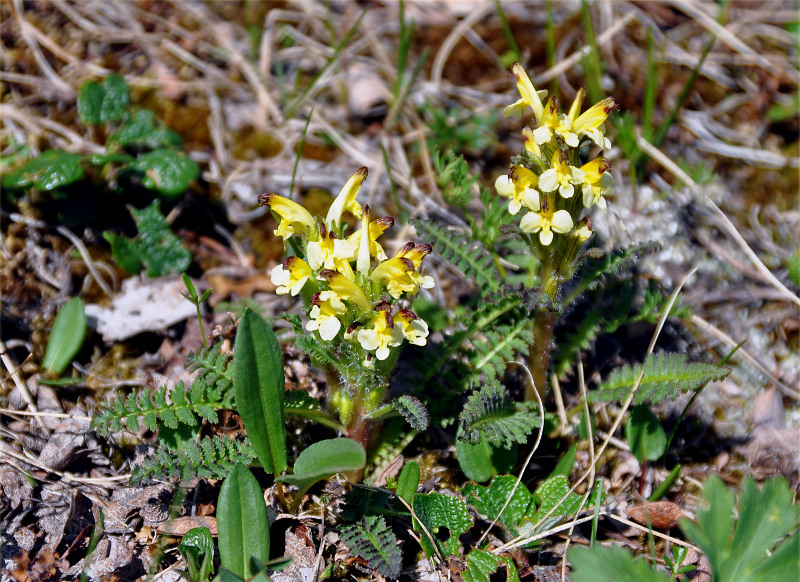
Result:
[573, 216, 593, 243]
[521, 126, 541, 157]
[579, 157, 613, 209]
[393, 309, 429, 346]
[531, 96, 564, 146]
[495, 166, 540, 215]
[519, 195, 574, 246]
[539, 151, 586, 199]
[306, 291, 347, 341]
[319, 269, 371, 311]
[356, 310, 403, 361]
[271, 256, 312, 296]
[503, 63, 548, 123]
[307, 229, 357, 271]
[558, 88, 616, 150]
[325, 167, 367, 229]
[346, 215, 394, 264]
[395, 243, 435, 292]
[258, 193, 316, 239]
[369, 257, 417, 299]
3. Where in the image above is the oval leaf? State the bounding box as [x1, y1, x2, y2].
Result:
[396, 460, 420, 505]
[456, 427, 516, 482]
[280, 438, 365, 484]
[131, 149, 199, 197]
[233, 308, 288, 475]
[43, 296, 87, 375]
[2, 150, 85, 191]
[625, 404, 667, 462]
[217, 463, 270, 579]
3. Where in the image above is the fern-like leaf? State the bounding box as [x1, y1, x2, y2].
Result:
[569, 241, 662, 302]
[394, 395, 429, 431]
[459, 380, 541, 449]
[468, 321, 534, 382]
[412, 219, 500, 293]
[589, 352, 731, 405]
[131, 436, 256, 484]
[340, 516, 403, 579]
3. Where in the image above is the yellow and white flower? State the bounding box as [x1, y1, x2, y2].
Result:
[395, 243, 435, 292]
[271, 256, 312, 296]
[519, 195, 574, 246]
[579, 157, 614, 209]
[393, 309, 429, 346]
[306, 291, 347, 341]
[307, 230, 357, 272]
[259, 193, 316, 239]
[495, 166, 540, 215]
[319, 269, 370, 311]
[369, 256, 417, 299]
[325, 167, 367, 230]
[503, 63, 548, 123]
[346, 215, 394, 264]
[539, 152, 585, 199]
[356, 310, 403, 360]
[557, 87, 616, 150]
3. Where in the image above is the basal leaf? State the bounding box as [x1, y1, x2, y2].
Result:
[233, 308, 287, 475]
[278, 438, 365, 487]
[42, 296, 87, 375]
[1, 150, 85, 191]
[625, 404, 667, 462]
[412, 492, 472, 557]
[568, 544, 671, 582]
[78, 73, 130, 124]
[395, 460, 420, 505]
[462, 475, 534, 535]
[462, 549, 520, 582]
[217, 463, 270, 579]
[109, 109, 184, 150]
[131, 149, 198, 197]
[456, 427, 517, 482]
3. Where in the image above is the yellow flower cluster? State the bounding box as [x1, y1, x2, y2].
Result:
[496, 63, 616, 246]
[260, 168, 434, 363]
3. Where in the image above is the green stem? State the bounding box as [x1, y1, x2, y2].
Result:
[528, 256, 558, 401]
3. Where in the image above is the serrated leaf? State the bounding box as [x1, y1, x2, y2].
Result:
[412, 492, 473, 557]
[42, 296, 87, 375]
[568, 544, 671, 582]
[681, 475, 800, 582]
[394, 395, 429, 431]
[130, 149, 198, 197]
[109, 109, 184, 150]
[2, 150, 85, 191]
[462, 475, 535, 534]
[462, 549, 520, 582]
[459, 381, 540, 449]
[589, 352, 730, 405]
[81, 73, 130, 124]
[103, 199, 191, 277]
[233, 308, 287, 475]
[217, 464, 270, 579]
[340, 516, 402, 579]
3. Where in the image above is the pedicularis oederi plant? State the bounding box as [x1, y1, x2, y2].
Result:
[260, 170, 434, 449]
[497, 63, 617, 399]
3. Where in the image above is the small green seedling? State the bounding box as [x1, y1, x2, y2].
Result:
[181, 273, 213, 348]
[178, 527, 215, 582]
[42, 296, 87, 376]
[664, 545, 696, 577]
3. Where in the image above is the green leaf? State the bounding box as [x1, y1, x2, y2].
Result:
[456, 427, 517, 482]
[1, 150, 85, 191]
[179, 527, 215, 582]
[109, 109, 184, 150]
[394, 395, 429, 431]
[462, 549, 520, 582]
[552, 443, 577, 478]
[233, 308, 288, 475]
[681, 475, 800, 582]
[130, 149, 198, 197]
[463, 475, 535, 536]
[340, 516, 402, 579]
[217, 463, 270, 580]
[589, 352, 731, 405]
[625, 405, 667, 462]
[412, 492, 472, 558]
[278, 437, 365, 490]
[395, 460, 420, 505]
[459, 380, 541, 448]
[103, 200, 191, 277]
[42, 296, 86, 375]
[568, 544, 671, 582]
[78, 74, 130, 124]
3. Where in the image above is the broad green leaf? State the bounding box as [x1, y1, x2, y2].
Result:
[233, 308, 287, 475]
[109, 109, 183, 150]
[462, 475, 535, 535]
[626, 404, 667, 462]
[412, 492, 472, 558]
[1, 150, 85, 191]
[103, 200, 191, 277]
[681, 475, 800, 582]
[462, 549, 520, 582]
[42, 296, 86, 375]
[456, 427, 516, 482]
[278, 437, 365, 490]
[568, 544, 671, 582]
[217, 463, 270, 579]
[395, 460, 420, 505]
[78, 73, 130, 124]
[130, 149, 198, 197]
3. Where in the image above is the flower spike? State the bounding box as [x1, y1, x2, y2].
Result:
[325, 167, 367, 229]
